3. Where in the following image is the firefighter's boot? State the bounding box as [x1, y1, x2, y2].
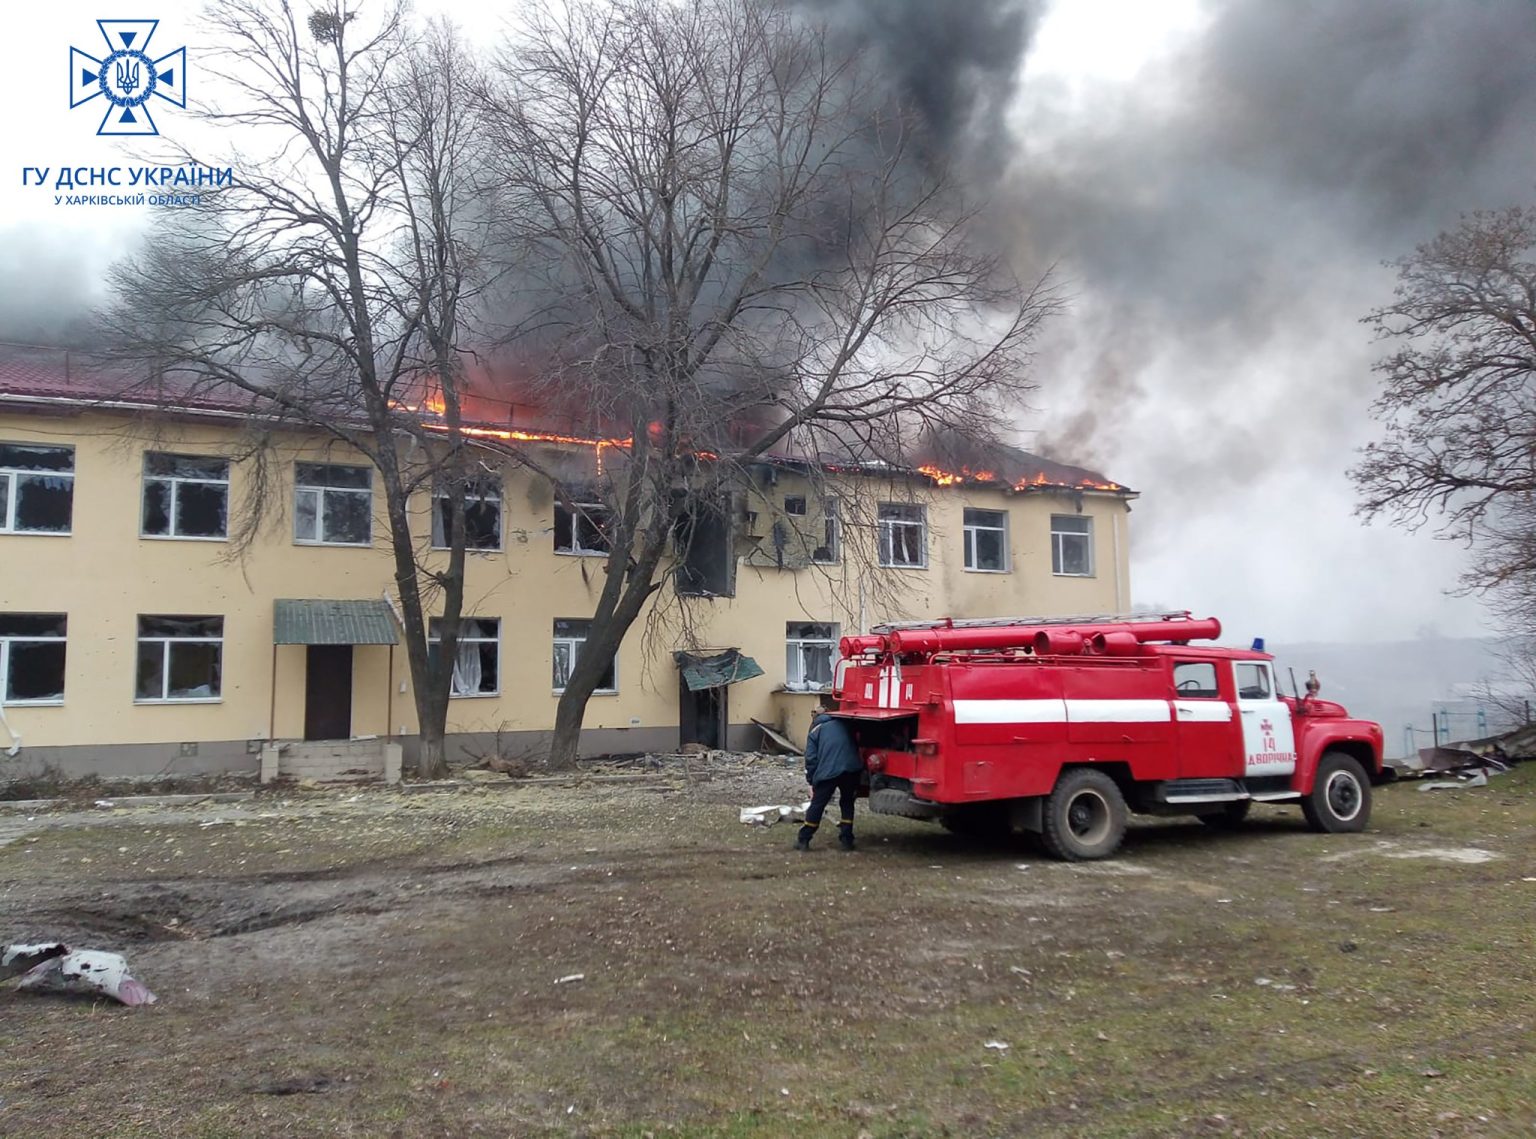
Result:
[795, 821, 816, 851]
[837, 819, 855, 852]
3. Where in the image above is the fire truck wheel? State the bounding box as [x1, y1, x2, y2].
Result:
[1041, 768, 1127, 861]
[1302, 752, 1372, 834]
[1198, 801, 1252, 829]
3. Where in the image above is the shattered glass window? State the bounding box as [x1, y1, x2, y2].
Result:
[878, 503, 926, 568]
[1051, 514, 1093, 576]
[141, 453, 229, 539]
[0, 444, 74, 534]
[135, 615, 223, 701]
[554, 502, 611, 555]
[964, 508, 1009, 571]
[428, 616, 500, 696]
[432, 476, 502, 551]
[0, 612, 67, 704]
[786, 621, 838, 691]
[295, 462, 372, 545]
[552, 618, 616, 693]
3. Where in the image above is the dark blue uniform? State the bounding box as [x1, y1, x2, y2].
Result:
[797, 713, 863, 851]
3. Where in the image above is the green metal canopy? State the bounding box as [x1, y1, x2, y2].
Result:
[674, 648, 764, 691]
[273, 599, 399, 645]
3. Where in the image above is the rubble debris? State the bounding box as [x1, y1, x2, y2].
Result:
[554, 973, 585, 985]
[1419, 770, 1489, 792]
[983, 1041, 1010, 1051]
[751, 719, 802, 756]
[2, 942, 157, 1006]
[739, 802, 811, 826]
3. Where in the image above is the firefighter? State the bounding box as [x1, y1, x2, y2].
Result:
[796, 693, 863, 852]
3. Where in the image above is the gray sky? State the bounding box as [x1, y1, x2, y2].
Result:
[5, 0, 1528, 644]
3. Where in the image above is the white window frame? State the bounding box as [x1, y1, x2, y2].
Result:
[552, 619, 617, 695]
[135, 616, 224, 704]
[812, 498, 840, 564]
[963, 508, 1010, 572]
[141, 453, 230, 542]
[554, 502, 612, 556]
[1050, 514, 1094, 577]
[0, 444, 75, 536]
[294, 462, 372, 547]
[428, 617, 501, 698]
[0, 614, 67, 706]
[786, 622, 839, 692]
[878, 502, 927, 568]
[431, 477, 503, 552]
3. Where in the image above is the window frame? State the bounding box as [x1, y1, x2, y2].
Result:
[1173, 661, 1221, 699]
[1050, 513, 1095, 577]
[427, 616, 501, 698]
[430, 476, 503, 552]
[0, 443, 75, 537]
[877, 502, 927, 569]
[293, 462, 373, 547]
[134, 615, 224, 704]
[552, 618, 618, 695]
[554, 501, 613, 557]
[0, 613, 67, 706]
[812, 498, 840, 565]
[785, 621, 839, 692]
[962, 507, 1010, 573]
[140, 452, 231, 542]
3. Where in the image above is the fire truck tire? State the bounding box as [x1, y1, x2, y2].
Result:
[1041, 768, 1127, 861]
[1198, 801, 1252, 828]
[1302, 752, 1372, 834]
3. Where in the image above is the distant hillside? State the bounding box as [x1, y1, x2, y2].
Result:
[1269, 638, 1526, 758]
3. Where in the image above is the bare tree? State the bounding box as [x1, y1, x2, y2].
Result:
[98, 1, 490, 778]
[479, 0, 1058, 767]
[1354, 205, 1536, 595]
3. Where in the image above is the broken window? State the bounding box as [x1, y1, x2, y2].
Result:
[552, 618, 616, 693]
[141, 453, 229, 539]
[136, 615, 222, 701]
[783, 495, 807, 516]
[878, 502, 926, 568]
[786, 621, 838, 691]
[0, 444, 74, 535]
[0, 613, 67, 704]
[1050, 514, 1093, 576]
[812, 498, 840, 564]
[294, 462, 372, 545]
[673, 496, 735, 596]
[428, 617, 500, 696]
[432, 475, 502, 551]
[554, 501, 611, 555]
[963, 508, 1009, 572]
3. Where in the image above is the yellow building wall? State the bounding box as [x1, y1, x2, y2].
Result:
[0, 410, 1132, 764]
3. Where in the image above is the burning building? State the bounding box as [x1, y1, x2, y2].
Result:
[0, 346, 1135, 779]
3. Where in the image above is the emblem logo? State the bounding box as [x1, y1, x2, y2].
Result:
[70, 20, 186, 136]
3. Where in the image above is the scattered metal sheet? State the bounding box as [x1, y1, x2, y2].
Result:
[751, 718, 802, 756]
[3, 942, 157, 1006]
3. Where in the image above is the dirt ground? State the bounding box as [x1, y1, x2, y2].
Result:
[2, 755, 1534, 1138]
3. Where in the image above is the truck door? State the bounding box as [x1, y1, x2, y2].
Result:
[1171, 659, 1241, 778]
[1234, 661, 1296, 778]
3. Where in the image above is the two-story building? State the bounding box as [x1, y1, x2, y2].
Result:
[0, 347, 1136, 778]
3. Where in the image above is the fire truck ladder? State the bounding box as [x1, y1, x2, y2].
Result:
[870, 611, 1196, 634]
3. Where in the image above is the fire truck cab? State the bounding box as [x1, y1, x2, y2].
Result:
[835, 613, 1386, 861]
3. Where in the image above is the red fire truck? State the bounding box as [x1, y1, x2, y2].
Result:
[834, 613, 1386, 861]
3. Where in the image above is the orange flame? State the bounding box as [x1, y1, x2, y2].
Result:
[918, 463, 1123, 493]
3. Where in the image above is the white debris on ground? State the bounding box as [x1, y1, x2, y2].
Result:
[2, 942, 157, 1006]
[738, 802, 812, 826]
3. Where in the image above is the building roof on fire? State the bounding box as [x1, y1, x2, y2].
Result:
[0, 344, 1132, 495]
